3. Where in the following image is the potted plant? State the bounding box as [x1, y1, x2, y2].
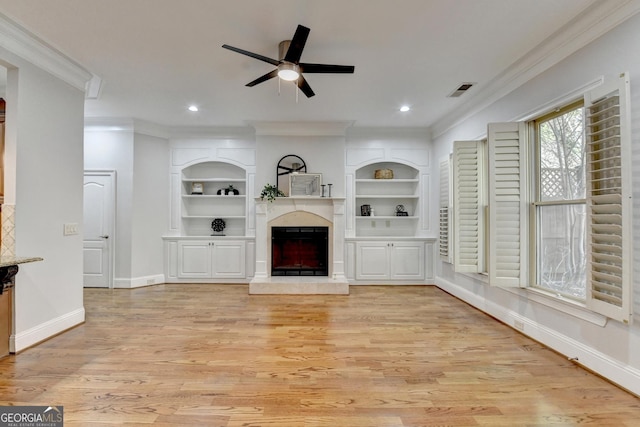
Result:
[260, 183, 285, 202]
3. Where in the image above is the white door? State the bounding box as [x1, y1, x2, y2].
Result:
[83, 172, 115, 288]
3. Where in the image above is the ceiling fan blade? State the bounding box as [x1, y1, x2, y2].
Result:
[246, 69, 279, 87]
[222, 44, 280, 66]
[300, 63, 355, 74]
[284, 25, 310, 63]
[297, 75, 315, 98]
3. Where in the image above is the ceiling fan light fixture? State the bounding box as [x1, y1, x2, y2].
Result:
[277, 63, 300, 81]
[222, 24, 354, 98]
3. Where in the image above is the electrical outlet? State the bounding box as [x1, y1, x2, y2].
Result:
[371, 221, 376, 228]
[63, 223, 79, 236]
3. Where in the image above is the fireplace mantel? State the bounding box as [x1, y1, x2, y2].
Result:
[249, 197, 349, 294]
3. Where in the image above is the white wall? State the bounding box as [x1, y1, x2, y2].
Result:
[255, 135, 346, 197]
[1, 49, 86, 351]
[432, 12, 640, 395]
[131, 133, 169, 281]
[84, 128, 134, 280]
[84, 126, 170, 286]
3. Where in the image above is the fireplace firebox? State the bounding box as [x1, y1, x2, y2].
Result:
[271, 226, 328, 276]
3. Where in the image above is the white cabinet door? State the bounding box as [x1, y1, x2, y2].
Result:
[177, 240, 246, 279]
[389, 242, 424, 280]
[355, 241, 425, 281]
[355, 242, 390, 280]
[178, 241, 211, 278]
[211, 241, 246, 278]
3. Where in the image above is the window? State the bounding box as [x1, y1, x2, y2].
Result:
[448, 73, 632, 323]
[533, 101, 587, 300]
[439, 156, 452, 263]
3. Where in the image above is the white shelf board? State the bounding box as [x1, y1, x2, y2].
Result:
[355, 179, 419, 183]
[182, 178, 246, 182]
[355, 195, 419, 199]
[356, 216, 418, 220]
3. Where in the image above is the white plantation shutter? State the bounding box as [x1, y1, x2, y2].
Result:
[453, 140, 485, 273]
[439, 156, 452, 263]
[584, 73, 632, 323]
[488, 122, 527, 287]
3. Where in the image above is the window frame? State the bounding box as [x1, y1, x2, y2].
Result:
[530, 99, 587, 301]
[446, 73, 632, 324]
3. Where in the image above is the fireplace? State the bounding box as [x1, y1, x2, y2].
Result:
[271, 226, 328, 276]
[250, 197, 348, 294]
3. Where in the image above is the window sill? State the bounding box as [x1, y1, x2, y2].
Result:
[454, 270, 608, 327]
[502, 286, 607, 327]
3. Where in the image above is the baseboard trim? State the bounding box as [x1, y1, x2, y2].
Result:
[114, 274, 165, 289]
[435, 276, 640, 397]
[11, 307, 85, 353]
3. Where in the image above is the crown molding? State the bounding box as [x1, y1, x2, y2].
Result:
[84, 117, 256, 141]
[346, 126, 430, 140]
[0, 12, 92, 91]
[168, 125, 255, 140]
[84, 117, 135, 132]
[430, 0, 640, 139]
[247, 120, 354, 136]
[84, 117, 171, 139]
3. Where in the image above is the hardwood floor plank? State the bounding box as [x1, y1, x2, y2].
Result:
[0, 284, 638, 426]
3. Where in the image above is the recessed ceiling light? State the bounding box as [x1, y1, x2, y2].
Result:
[400, 105, 410, 112]
[188, 105, 199, 112]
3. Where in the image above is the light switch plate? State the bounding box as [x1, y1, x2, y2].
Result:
[63, 223, 79, 236]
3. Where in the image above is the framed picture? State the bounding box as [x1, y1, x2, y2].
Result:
[289, 173, 322, 197]
[191, 182, 204, 195]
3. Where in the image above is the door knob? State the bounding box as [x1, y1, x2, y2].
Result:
[100, 235, 109, 239]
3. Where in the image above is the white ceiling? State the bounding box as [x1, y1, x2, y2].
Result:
[0, 0, 605, 129]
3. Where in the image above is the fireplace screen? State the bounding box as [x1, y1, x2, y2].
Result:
[271, 226, 328, 276]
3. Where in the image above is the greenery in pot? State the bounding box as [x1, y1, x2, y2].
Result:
[260, 183, 285, 202]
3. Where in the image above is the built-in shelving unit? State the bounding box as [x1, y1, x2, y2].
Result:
[354, 162, 420, 237]
[181, 162, 247, 237]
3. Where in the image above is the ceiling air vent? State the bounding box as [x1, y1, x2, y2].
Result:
[448, 82, 475, 98]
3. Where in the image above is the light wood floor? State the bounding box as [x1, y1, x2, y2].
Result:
[1, 285, 639, 426]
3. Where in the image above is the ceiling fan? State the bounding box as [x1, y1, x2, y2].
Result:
[222, 24, 355, 98]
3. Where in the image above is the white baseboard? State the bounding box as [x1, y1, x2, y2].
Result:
[114, 274, 165, 288]
[435, 276, 640, 397]
[12, 307, 85, 353]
